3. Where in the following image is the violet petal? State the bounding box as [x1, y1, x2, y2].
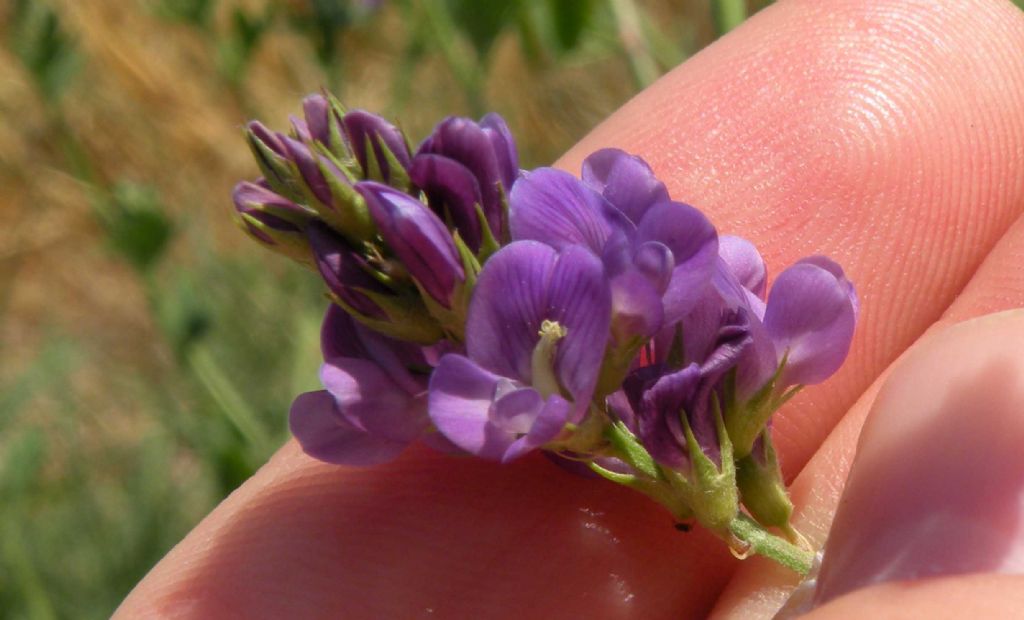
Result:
[289, 390, 407, 465]
[480, 112, 519, 191]
[503, 394, 571, 462]
[409, 153, 484, 250]
[509, 167, 634, 254]
[719, 235, 767, 299]
[342, 109, 412, 181]
[546, 245, 613, 413]
[581, 148, 669, 223]
[358, 181, 464, 307]
[307, 222, 386, 318]
[320, 359, 426, 442]
[636, 201, 718, 322]
[466, 241, 555, 382]
[763, 261, 857, 387]
[427, 354, 516, 460]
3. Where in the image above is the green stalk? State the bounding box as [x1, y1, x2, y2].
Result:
[728, 513, 814, 574]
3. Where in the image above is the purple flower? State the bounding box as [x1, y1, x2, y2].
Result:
[356, 181, 466, 309]
[306, 221, 388, 319]
[428, 241, 611, 462]
[762, 256, 858, 388]
[510, 149, 718, 344]
[622, 310, 751, 470]
[291, 94, 337, 149]
[291, 96, 412, 185]
[342, 109, 413, 184]
[232, 180, 314, 265]
[289, 305, 432, 465]
[411, 114, 518, 250]
[246, 118, 375, 242]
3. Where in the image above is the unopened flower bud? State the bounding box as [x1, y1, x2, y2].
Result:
[357, 181, 465, 310]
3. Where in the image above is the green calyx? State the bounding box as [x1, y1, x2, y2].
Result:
[334, 289, 444, 344]
[236, 213, 315, 270]
[736, 430, 797, 540]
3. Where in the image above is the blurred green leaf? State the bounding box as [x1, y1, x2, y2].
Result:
[1, 428, 47, 497]
[217, 6, 273, 83]
[548, 0, 597, 52]
[99, 182, 174, 273]
[153, 0, 217, 26]
[711, 0, 748, 36]
[9, 0, 80, 102]
[444, 0, 519, 58]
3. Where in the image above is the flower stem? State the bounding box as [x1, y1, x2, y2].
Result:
[728, 513, 814, 575]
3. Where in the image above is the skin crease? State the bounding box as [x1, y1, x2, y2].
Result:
[116, 1, 1024, 618]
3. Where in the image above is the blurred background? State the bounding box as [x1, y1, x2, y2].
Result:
[9, 0, 1018, 617]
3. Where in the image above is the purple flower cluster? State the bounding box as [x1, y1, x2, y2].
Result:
[233, 95, 857, 545]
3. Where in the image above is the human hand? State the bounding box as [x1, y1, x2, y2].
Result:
[116, 1, 1024, 617]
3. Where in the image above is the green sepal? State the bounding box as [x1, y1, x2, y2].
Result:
[323, 91, 351, 159]
[496, 183, 511, 245]
[339, 289, 445, 344]
[682, 395, 738, 534]
[473, 203, 501, 263]
[312, 143, 376, 243]
[589, 461, 695, 522]
[362, 131, 413, 191]
[604, 420, 660, 479]
[237, 212, 315, 269]
[725, 354, 792, 459]
[594, 336, 646, 398]
[736, 430, 796, 537]
[245, 128, 303, 202]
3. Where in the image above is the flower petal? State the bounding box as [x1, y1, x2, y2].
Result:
[342, 109, 412, 181]
[480, 112, 519, 192]
[307, 222, 387, 318]
[418, 117, 504, 220]
[634, 241, 674, 295]
[719, 235, 767, 299]
[636, 364, 702, 469]
[289, 390, 407, 465]
[509, 167, 633, 254]
[796, 255, 859, 317]
[763, 261, 857, 387]
[491, 385, 543, 433]
[466, 241, 556, 382]
[358, 181, 464, 307]
[503, 394, 571, 462]
[320, 359, 426, 442]
[609, 269, 664, 345]
[636, 201, 719, 322]
[428, 354, 515, 460]
[409, 153, 484, 249]
[547, 245, 613, 413]
[581, 148, 669, 223]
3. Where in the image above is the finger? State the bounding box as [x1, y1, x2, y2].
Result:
[810, 310, 1024, 606]
[119, 1, 1024, 617]
[806, 574, 1024, 619]
[115, 442, 732, 619]
[711, 212, 1024, 617]
[561, 0, 1024, 476]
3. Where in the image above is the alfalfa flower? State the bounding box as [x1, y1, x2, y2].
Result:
[428, 241, 611, 462]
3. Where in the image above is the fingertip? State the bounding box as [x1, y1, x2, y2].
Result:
[813, 310, 1024, 604]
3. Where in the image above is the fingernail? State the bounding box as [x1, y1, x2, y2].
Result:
[813, 311, 1024, 606]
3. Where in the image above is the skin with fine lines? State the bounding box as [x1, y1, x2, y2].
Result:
[117, 1, 1024, 618]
